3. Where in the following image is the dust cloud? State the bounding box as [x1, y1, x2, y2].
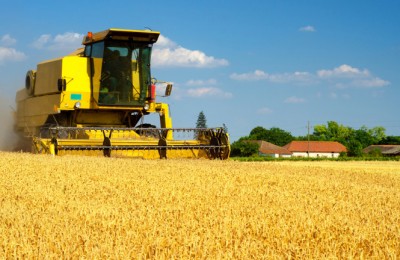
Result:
[0, 96, 19, 151]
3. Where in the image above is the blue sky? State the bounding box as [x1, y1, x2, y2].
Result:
[1, 0, 400, 142]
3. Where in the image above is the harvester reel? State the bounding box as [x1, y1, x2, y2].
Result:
[209, 134, 221, 159]
[136, 124, 158, 138]
[51, 137, 58, 155]
[30, 127, 230, 159]
[218, 131, 230, 160]
[102, 130, 113, 157]
[206, 128, 231, 159]
[158, 138, 167, 159]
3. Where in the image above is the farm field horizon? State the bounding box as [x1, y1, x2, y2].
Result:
[1, 151, 399, 258]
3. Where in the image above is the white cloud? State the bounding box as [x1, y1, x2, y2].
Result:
[329, 92, 351, 99]
[299, 25, 316, 32]
[231, 64, 390, 89]
[32, 32, 83, 52]
[31, 34, 51, 49]
[284, 96, 306, 104]
[330, 92, 338, 99]
[1, 34, 17, 46]
[342, 93, 351, 99]
[317, 64, 369, 78]
[350, 78, 389, 88]
[0, 34, 26, 64]
[230, 70, 270, 81]
[185, 79, 217, 86]
[186, 87, 232, 99]
[257, 107, 273, 114]
[0, 46, 26, 64]
[152, 35, 229, 68]
[318, 64, 389, 88]
[269, 71, 313, 83]
[155, 35, 178, 49]
[154, 81, 174, 96]
[174, 78, 231, 99]
[53, 32, 83, 48]
[230, 70, 313, 84]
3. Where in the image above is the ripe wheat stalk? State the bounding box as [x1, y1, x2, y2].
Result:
[0, 151, 399, 258]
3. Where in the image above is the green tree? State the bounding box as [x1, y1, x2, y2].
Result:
[345, 126, 386, 153]
[230, 139, 259, 157]
[222, 123, 228, 133]
[195, 111, 207, 128]
[313, 124, 328, 140]
[379, 136, 400, 145]
[249, 126, 293, 146]
[267, 127, 294, 146]
[347, 139, 363, 157]
[367, 148, 382, 157]
[351, 128, 375, 148]
[295, 135, 321, 141]
[327, 121, 340, 139]
[313, 121, 352, 142]
[233, 121, 388, 157]
[194, 111, 208, 139]
[249, 126, 269, 140]
[368, 126, 386, 143]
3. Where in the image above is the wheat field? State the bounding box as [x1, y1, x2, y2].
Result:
[0, 151, 399, 258]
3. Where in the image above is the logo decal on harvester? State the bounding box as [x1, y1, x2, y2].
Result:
[70, 94, 82, 100]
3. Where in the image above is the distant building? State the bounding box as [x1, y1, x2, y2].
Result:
[283, 141, 347, 158]
[363, 145, 400, 157]
[248, 140, 292, 158]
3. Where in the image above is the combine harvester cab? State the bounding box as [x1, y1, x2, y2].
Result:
[15, 28, 230, 159]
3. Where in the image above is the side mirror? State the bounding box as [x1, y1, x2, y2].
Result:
[57, 78, 67, 92]
[165, 83, 173, 96]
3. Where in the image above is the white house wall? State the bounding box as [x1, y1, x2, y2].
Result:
[259, 153, 291, 158]
[292, 152, 340, 158]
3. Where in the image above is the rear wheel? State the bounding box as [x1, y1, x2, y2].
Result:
[25, 70, 36, 96]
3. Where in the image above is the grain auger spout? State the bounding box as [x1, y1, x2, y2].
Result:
[14, 29, 230, 159]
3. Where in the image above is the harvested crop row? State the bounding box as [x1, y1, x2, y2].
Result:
[0, 152, 399, 258]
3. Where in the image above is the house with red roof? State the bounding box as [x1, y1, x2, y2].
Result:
[283, 141, 347, 158]
[248, 140, 292, 158]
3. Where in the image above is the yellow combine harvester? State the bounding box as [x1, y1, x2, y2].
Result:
[15, 28, 230, 159]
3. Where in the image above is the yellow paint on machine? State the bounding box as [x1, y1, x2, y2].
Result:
[14, 28, 230, 159]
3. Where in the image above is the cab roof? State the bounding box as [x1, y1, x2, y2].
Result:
[82, 28, 160, 45]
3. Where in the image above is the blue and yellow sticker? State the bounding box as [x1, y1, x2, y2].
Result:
[70, 93, 82, 100]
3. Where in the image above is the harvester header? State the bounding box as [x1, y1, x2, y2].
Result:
[14, 28, 230, 159]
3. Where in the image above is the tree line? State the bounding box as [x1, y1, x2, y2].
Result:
[194, 112, 399, 157]
[230, 121, 400, 157]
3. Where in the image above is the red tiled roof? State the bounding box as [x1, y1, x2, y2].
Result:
[248, 140, 292, 155]
[284, 141, 347, 153]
